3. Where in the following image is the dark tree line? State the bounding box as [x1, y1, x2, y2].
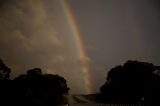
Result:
[1, 59, 160, 105]
[0, 60, 69, 106]
[97, 60, 160, 105]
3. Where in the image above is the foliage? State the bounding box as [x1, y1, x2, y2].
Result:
[98, 60, 160, 104]
[0, 59, 69, 106]
[0, 59, 11, 80]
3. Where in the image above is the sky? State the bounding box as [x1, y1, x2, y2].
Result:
[0, 0, 160, 94]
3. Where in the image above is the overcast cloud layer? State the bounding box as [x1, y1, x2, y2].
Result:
[68, 0, 160, 92]
[1, 0, 160, 94]
[0, 0, 88, 94]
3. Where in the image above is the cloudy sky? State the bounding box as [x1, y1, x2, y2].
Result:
[0, 0, 160, 94]
[68, 0, 160, 93]
[0, 0, 87, 94]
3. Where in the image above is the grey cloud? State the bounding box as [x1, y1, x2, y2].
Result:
[0, 0, 87, 93]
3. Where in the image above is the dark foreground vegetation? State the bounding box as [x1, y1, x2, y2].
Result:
[0, 59, 69, 106]
[97, 60, 160, 105]
[0, 59, 160, 105]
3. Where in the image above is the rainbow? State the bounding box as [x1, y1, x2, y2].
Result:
[60, 0, 93, 94]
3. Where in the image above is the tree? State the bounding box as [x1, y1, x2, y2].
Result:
[0, 59, 12, 105]
[98, 60, 160, 104]
[0, 59, 11, 80]
[0, 60, 70, 106]
[13, 68, 69, 106]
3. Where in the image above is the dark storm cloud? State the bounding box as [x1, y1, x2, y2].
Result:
[0, 0, 62, 71]
[68, 0, 160, 93]
[0, 0, 88, 94]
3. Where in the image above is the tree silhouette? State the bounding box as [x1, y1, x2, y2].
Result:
[0, 59, 11, 105]
[0, 59, 11, 80]
[13, 68, 69, 106]
[0, 59, 70, 106]
[98, 60, 160, 104]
